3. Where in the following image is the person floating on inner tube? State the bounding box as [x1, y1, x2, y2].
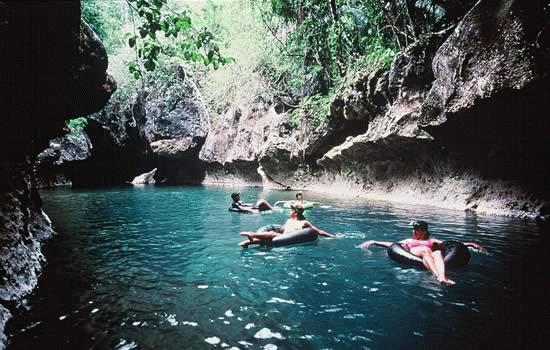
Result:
[360, 221, 484, 285]
[273, 191, 322, 208]
[238, 205, 334, 248]
[230, 192, 274, 213]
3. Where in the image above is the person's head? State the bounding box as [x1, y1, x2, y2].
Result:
[295, 191, 303, 201]
[231, 192, 240, 202]
[291, 205, 306, 220]
[411, 220, 429, 239]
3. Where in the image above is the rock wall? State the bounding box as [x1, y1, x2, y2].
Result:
[199, 0, 550, 219]
[135, 66, 210, 184]
[39, 65, 211, 187]
[199, 102, 280, 187]
[35, 123, 92, 188]
[0, 2, 114, 347]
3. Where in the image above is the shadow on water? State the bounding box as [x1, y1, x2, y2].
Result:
[6, 186, 550, 349]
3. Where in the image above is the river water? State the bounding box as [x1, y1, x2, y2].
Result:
[7, 186, 549, 349]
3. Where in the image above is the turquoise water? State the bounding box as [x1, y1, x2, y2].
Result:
[7, 186, 549, 349]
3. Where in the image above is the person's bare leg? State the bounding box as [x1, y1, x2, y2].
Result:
[239, 231, 255, 240]
[432, 251, 455, 285]
[421, 259, 437, 278]
[256, 199, 273, 211]
[421, 254, 440, 278]
[247, 231, 278, 239]
[411, 247, 439, 278]
[240, 238, 263, 248]
[239, 231, 279, 248]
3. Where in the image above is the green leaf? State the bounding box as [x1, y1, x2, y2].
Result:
[129, 36, 136, 48]
[176, 17, 192, 31]
[144, 59, 156, 71]
[160, 19, 169, 32]
[128, 61, 138, 73]
[151, 22, 161, 32]
[152, 0, 163, 9]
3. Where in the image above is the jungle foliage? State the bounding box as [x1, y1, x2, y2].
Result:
[82, 0, 232, 80]
[254, 0, 448, 96]
[82, 0, 453, 124]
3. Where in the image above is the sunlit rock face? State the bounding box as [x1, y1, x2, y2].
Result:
[200, 103, 280, 186]
[319, 31, 449, 168]
[254, 31, 449, 192]
[131, 168, 157, 185]
[0, 2, 115, 347]
[200, 0, 550, 219]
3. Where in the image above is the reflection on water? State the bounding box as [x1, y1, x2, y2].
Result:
[7, 186, 550, 349]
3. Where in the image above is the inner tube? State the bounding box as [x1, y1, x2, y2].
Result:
[256, 224, 284, 233]
[228, 207, 258, 213]
[282, 201, 315, 209]
[387, 240, 471, 269]
[256, 225, 317, 247]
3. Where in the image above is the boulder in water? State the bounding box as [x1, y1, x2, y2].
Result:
[131, 168, 157, 185]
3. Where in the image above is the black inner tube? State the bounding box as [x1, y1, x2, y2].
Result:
[387, 240, 471, 269]
[256, 225, 317, 247]
[228, 207, 258, 213]
[256, 224, 284, 233]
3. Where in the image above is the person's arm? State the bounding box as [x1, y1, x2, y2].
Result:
[463, 242, 485, 251]
[317, 230, 334, 238]
[361, 240, 393, 248]
[304, 221, 334, 238]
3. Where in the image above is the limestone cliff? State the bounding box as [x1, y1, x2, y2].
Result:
[200, 0, 550, 219]
[36, 0, 550, 220]
[0, 2, 115, 347]
[314, 0, 550, 217]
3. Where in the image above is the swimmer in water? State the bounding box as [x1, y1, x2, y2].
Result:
[360, 221, 484, 285]
[230, 192, 274, 213]
[238, 205, 333, 248]
[273, 191, 322, 207]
